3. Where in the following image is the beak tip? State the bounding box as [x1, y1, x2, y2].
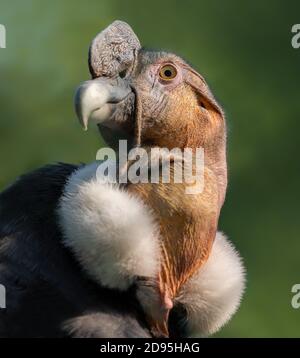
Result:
[79, 115, 89, 131]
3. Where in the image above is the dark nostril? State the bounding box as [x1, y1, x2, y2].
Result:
[119, 69, 127, 79]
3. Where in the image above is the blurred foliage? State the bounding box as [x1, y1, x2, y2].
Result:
[1, 0, 300, 337]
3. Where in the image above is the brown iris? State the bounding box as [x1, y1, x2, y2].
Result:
[159, 64, 177, 81]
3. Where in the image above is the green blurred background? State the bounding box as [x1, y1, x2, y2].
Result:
[1, 0, 300, 337]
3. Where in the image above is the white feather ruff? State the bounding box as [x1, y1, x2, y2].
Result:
[58, 161, 160, 290]
[177, 232, 246, 337]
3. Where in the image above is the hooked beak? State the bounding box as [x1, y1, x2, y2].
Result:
[74, 77, 132, 130]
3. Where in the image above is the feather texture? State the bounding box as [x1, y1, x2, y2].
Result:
[58, 162, 160, 291]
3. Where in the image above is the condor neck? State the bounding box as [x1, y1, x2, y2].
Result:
[204, 138, 227, 209]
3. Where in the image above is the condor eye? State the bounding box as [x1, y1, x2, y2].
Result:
[159, 64, 177, 81]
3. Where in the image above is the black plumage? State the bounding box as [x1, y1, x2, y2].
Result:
[0, 163, 150, 337]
